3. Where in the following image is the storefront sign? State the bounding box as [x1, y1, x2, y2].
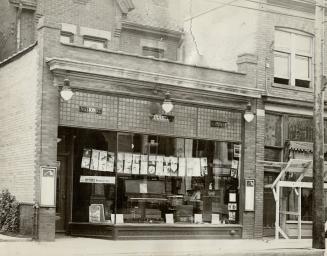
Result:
[40, 166, 57, 207]
[150, 114, 174, 122]
[210, 120, 228, 128]
[80, 176, 115, 184]
[245, 179, 255, 211]
[79, 106, 102, 114]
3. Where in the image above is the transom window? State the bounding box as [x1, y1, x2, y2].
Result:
[274, 28, 313, 88]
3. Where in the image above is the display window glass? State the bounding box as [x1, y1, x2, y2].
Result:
[68, 128, 241, 225]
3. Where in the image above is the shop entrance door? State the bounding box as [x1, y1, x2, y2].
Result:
[56, 156, 67, 232]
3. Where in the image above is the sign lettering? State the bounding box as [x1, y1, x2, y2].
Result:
[210, 120, 228, 128]
[79, 106, 102, 114]
[150, 114, 174, 122]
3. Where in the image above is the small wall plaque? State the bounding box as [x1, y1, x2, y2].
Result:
[79, 106, 102, 114]
[210, 120, 228, 128]
[150, 114, 174, 122]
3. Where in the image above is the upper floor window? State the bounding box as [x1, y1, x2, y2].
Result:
[274, 29, 313, 88]
[142, 46, 164, 59]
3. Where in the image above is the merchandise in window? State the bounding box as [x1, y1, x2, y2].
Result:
[72, 129, 241, 225]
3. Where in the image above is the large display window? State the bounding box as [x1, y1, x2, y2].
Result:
[70, 128, 241, 225]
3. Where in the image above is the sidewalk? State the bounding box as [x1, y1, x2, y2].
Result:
[0, 234, 325, 256]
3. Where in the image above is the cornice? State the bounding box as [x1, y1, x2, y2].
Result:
[46, 57, 264, 99]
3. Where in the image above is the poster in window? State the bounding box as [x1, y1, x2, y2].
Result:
[140, 155, 148, 175]
[230, 168, 238, 179]
[90, 149, 100, 170]
[229, 192, 237, 202]
[193, 158, 201, 177]
[228, 203, 237, 211]
[163, 156, 170, 176]
[132, 154, 140, 175]
[245, 179, 255, 211]
[165, 214, 174, 224]
[89, 204, 105, 223]
[231, 160, 239, 170]
[178, 157, 186, 177]
[81, 148, 92, 169]
[234, 144, 241, 158]
[106, 152, 115, 172]
[123, 153, 133, 174]
[156, 155, 164, 176]
[194, 214, 202, 224]
[40, 166, 57, 207]
[117, 153, 124, 173]
[170, 157, 178, 176]
[200, 157, 208, 176]
[211, 214, 220, 224]
[140, 183, 147, 193]
[98, 151, 108, 172]
[148, 155, 156, 175]
[228, 211, 236, 221]
[186, 158, 194, 177]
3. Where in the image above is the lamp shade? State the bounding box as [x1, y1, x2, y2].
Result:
[162, 92, 173, 113]
[244, 111, 254, 122]
[243, 102, 254, 122]
[60, 87, 74, 101]
[60, 79, 74, 101]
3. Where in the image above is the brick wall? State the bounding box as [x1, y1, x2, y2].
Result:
[36, 0, 116, 35]
[120, 29, 179, 61]
[257, 2, 316, 102]
[0, 47, 39, 203]
[0, 1, 17, 61]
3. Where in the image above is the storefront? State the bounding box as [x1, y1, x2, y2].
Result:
[56, 90, 247, 239]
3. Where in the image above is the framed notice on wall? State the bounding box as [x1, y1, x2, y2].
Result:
[40, 166, 57, 207]
[245, 179, 255, 211]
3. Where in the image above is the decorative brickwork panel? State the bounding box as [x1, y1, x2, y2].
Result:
[197, 108, 242, 142]
[60, 92, 242, 141]
[60, 91, 118, 130]
[117, 98, 197, 137]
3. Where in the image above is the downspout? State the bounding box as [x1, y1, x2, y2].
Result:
[16, 2, 23, 51]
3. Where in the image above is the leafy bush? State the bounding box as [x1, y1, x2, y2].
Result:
[0, 189, 19, 233]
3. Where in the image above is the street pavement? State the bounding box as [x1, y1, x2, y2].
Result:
[0, 234, 326, 256]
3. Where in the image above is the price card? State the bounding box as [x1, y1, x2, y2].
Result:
[140, 183, 147, 194]
[165, 214, 174, 224]
[194, 214, 202, 224]
[211, 214, 220, 224]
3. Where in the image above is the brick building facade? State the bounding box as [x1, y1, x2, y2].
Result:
[0, 0, 321, 241]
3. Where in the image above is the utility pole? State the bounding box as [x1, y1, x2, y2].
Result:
[312, 0, 325, 249]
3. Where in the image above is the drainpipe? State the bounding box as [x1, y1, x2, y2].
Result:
[16, 2, 23, 51]
[33, 202, 39, 240]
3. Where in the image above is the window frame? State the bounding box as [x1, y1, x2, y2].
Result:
[142, 46, 165, 59]
[83, 36, 108, 50]
[274, 28, 313, 88]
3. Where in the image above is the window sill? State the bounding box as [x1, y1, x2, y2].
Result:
[272, 83, 313, 93]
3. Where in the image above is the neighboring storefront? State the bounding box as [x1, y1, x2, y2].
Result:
[56, 89, 247, 239]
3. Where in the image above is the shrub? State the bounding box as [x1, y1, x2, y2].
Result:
[0, 189, 19, 233]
